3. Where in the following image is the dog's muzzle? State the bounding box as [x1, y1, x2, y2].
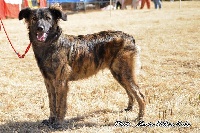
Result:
[36, 25, 48, 42]
[37, 32, 47, 42]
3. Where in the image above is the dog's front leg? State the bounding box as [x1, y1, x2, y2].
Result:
[42, 79, 56, 126]
[53, 79, 68, 129]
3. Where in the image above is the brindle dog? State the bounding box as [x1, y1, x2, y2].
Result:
[19, 7, 145, 129]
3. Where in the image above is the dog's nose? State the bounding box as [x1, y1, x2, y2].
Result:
[37, 26, 44, 32]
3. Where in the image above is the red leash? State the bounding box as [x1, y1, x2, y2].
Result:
[0, 18, 31, 58]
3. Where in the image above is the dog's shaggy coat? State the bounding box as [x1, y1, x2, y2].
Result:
[19, 7, 145, 128]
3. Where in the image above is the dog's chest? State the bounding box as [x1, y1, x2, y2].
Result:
[35, 46, 68, 79]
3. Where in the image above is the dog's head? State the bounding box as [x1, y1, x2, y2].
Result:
[19, 7, 67, 43]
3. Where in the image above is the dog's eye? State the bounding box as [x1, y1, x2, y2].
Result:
[32, 17, 37, 21]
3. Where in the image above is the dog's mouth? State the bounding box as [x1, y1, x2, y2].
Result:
[36, 32, 48, 42]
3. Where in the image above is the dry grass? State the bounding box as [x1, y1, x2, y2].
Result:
[0, 1, 200, 132]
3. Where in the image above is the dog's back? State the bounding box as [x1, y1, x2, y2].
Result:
[61, 30, 140, 80]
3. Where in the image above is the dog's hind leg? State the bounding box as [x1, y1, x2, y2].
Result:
[111, 69, 135, 111]
[110, 45, 145, 120]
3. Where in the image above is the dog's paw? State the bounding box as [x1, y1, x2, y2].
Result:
[134, 116, 143, 123]
[51, 123, 62, 129]
[42, 119, 50, 126]
[124, 106, 133, 111]
[41, 118, 62, 129]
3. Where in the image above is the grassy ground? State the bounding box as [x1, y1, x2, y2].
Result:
[0, 1, 199, 133]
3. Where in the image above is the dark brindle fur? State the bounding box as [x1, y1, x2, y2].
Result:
[19, 7, 145, 129]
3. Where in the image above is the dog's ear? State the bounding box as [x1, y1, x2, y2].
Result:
[19, 8, 31, 20]
[50, 8, 67, 21]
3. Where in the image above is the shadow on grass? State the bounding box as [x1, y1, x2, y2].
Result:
[0, 109, 119, 132]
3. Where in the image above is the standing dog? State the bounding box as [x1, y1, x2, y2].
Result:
[19, 7, 145, 129]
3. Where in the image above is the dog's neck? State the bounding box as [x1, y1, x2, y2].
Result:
[48, 26, 62, 44]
